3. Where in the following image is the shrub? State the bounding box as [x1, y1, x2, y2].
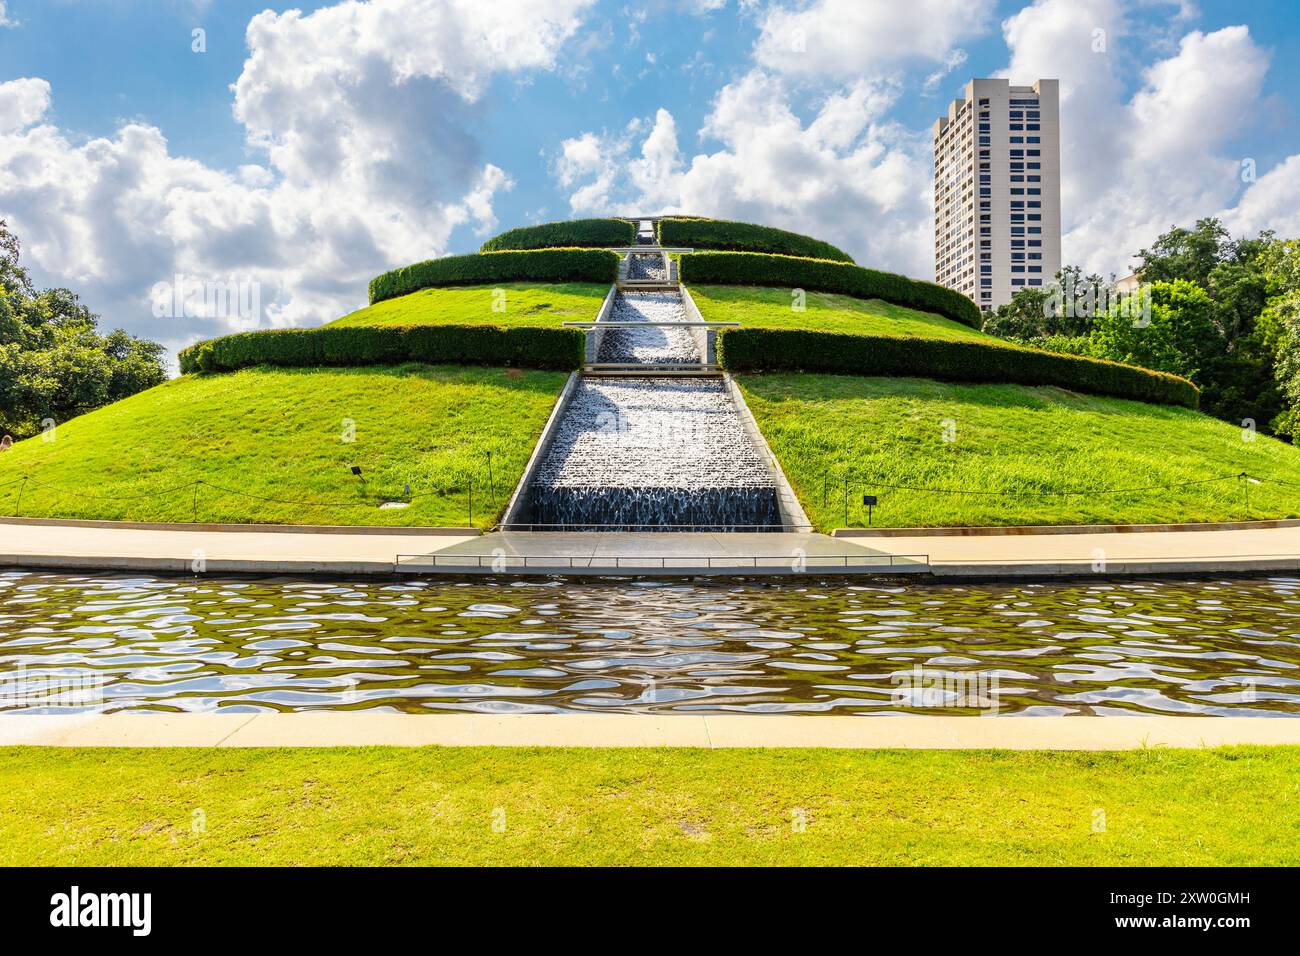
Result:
[660, 218, 854, 262]
[369, 248, 620, 304]
[716, 328, 1200, 408]
[480, 219, 636, 252]
[683, 251, 983, 329]
[178, 324, 584, 374]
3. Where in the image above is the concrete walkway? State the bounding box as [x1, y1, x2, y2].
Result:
[842, 523, 1300, 577]
[0, 518, 476, 575]
[5, 516, 1300, 578]
[3, 714, 1298, 750]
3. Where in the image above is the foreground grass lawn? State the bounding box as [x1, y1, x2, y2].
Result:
[1, 746, 1295, 866]
[329, 282, 609, 328]
[739, 373, 1300, 529]
[0, 365, 567, 527]
[689, 285, 991, 341]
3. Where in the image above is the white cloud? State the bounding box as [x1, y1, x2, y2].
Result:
[1222, 155, 1300, 240]
[555, 70, 934, 275]
[1000, 0, 1270, 275]
[0, 77, 48, 132]
[0, 3, 16, 29]
[755, 0, 994, 79]
[0, 0, 594, 352]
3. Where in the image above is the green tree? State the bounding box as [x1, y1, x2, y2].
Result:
[1133, 218, 1283, 430]
[1090, 279, 1222, 381]
[982, 266, 1108, 353]
[0, 220, 166, 439]
[1264, 240, 1300, 438]
[1136, 218, 1233, 287]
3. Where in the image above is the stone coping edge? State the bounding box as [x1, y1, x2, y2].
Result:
[834, 518, 1300, 537]
[500, 371, 581, 528]
[0, 516, 477, 536]
[2, 714, 1297, 750]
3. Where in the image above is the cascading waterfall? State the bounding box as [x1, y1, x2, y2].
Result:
[596, 290, 698, 365]
[523, 249, 780, 531]
[527, 377, 779, 531]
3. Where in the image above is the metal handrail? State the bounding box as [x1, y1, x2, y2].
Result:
[604, 246, 695, 253]
[395, 552, 930, 570]
[582, 364, 723, 371]
[564, 321, 739, 328]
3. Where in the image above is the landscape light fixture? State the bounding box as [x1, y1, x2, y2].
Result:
[350, 465, 364, 480]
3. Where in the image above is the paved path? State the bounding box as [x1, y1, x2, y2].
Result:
[0, 519, 476, 574]
[5, 518, 1300, 578]
[842, 524, 1300, 576]
[3, 713, 1297, 749]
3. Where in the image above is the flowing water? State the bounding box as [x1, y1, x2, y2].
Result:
[3, 569, 1299, 716]
[528, 377, 779, 530]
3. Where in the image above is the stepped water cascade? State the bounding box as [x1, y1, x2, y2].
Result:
[596, 290, 699, 365]
[528, 377, 779, 530]
[520, 244, 782, 531]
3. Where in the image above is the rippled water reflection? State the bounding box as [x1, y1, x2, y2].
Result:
[2, 570, 1299, 716]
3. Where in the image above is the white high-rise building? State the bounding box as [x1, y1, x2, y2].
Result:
[933, 78, 1062, 312]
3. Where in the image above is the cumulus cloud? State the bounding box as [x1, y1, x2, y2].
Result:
[755, 0, 994, 80]
[0, 3, 15, 29]
[1222, 155, 1300, 240]
[999, 0, 1270, 275]
[0, 0, 593, 352]
[555, 71, 934, 274]
[0, 77, 48, 132]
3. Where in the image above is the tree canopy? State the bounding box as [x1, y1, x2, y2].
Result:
[0, 220, 166, 439]
[983, 217, 1288, 435]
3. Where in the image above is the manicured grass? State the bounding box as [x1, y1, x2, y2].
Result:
[330, 282, 609, 329]
[689, 285, 991, 341]
[0, 365, 568, 528]
[0, 746, 1295, 866]
[738, 373, 1300, 529]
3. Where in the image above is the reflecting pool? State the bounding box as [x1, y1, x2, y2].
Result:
[2, 570, 1298, 716]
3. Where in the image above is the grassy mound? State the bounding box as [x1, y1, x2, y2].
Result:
[738, 373, 1300, 530]
[683, 251, 982, 328]
[480, 218, 635, 251]
[659, 217, 854, 262]
[0, 365, 568, 528]
[369, 248, 618, 304]
[689, 285, 989, 341]
[330, 283, 608, 329]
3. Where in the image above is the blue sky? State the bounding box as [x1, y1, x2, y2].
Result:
[3, 0, 1300, 352]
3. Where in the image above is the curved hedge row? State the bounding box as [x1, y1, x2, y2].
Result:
[369, 248, 620, 304]
[480, 218, 636, 252]
[659, 218, 854, 263]
[683, 251, 982, 329]
[716, 328, 1199, 408]
[178, 325, 583, 374]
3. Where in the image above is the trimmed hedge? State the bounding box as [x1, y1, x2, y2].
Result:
[683, 251, 983, 329]
[660, 218, 854, 263]
[480, 219, 636, 252]
[178, 325, 584, 374]
[369, 248, 620, 304]
[716, 328, 1200, 408]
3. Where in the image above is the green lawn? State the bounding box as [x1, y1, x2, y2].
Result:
[738, 373, 1300, 530]
[0, 365, 568, 528]
[1, 746, 1295, 866]
[329, 282, 609, 328]
[689, 285, 990, 341]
